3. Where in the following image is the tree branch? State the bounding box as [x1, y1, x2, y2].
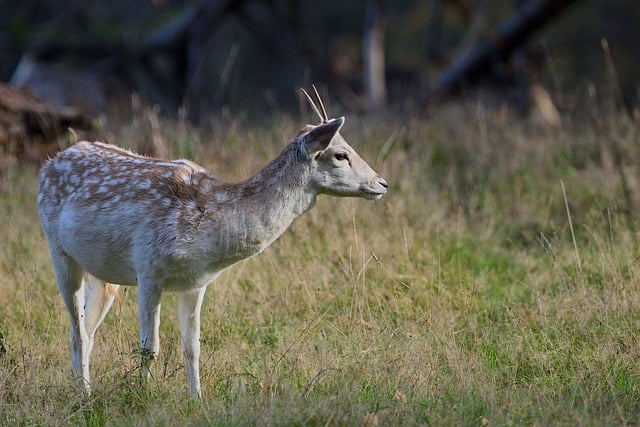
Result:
[432, 0, 582, 96]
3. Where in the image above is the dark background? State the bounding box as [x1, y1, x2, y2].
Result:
[0, 0, 638, 119]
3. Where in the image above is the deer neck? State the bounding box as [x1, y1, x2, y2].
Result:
[200, 144, 315, 261]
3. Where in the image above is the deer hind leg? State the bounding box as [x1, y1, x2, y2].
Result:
[50, 252, 91, 393]
[83, 275, 119, 356]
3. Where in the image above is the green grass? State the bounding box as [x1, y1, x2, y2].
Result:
[2, 101, 640, 425]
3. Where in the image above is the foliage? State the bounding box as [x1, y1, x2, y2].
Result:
[1, 96, 640, 425]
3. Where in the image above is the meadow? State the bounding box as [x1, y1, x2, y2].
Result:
[1, 96, 640, 425]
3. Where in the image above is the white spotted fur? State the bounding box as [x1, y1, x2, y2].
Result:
[37, 116, 387, 396]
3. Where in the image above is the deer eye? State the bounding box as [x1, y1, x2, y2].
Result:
[334, 152, 349, 162]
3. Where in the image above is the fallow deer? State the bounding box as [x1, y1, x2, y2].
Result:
[37, 88, 387, 396]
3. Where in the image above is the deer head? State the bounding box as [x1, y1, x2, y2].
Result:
[299, 87, 388, 200]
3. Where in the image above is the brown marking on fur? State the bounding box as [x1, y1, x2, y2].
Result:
[104, 283, 120, 304]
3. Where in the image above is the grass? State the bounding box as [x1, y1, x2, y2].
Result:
[2, 98, 640, 425]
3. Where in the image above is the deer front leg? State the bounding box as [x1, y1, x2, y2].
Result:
[178, 287, 206, 397]
[137, 283, 162, 382]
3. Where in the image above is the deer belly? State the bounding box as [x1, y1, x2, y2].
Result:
[58, 209, 138, 285]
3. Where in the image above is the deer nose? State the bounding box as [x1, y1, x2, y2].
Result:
[373, 177, 388, 195]
[375, 176, 389, 192]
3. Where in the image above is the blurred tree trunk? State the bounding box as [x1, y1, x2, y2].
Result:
[363, 0, 386, 110]
[424, 0, 445, 61]
[182, 0, 245, 121]
[432, 0, 582, 96]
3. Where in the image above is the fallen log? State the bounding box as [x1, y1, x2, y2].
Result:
[0, 83, 90, 163]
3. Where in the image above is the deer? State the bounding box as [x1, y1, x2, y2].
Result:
[37, 87, 388, 397]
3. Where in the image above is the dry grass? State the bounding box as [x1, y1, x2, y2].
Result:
[1, 99, 640, 425]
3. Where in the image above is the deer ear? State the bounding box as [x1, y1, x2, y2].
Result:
[302, 117, 345, 158]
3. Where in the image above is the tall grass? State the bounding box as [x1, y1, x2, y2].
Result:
[1, 98, 640, 425]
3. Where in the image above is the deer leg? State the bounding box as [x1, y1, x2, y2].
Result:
[83, 275, 119, 355]
[50, 252, 91, 393]
[137, 283, 162, 381]
[178, 287, 206, 397]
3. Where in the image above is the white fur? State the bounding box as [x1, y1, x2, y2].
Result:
[37, 116, 387, 396]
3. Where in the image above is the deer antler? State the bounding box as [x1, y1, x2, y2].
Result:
[312, 85, 328, 122]
[300, 85, 328, 123]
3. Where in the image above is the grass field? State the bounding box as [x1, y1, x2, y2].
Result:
[1, 99, 640, 425]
